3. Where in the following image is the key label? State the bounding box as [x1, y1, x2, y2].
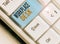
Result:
[14, 2, 30, 18]
[20, 9, 32, 21]
[2, 0, 13, 6]
[46, 38, 51, 43]
[31, 23, 39, 31]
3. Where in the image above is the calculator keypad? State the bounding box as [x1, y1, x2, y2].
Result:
[0, 0, 60, 44]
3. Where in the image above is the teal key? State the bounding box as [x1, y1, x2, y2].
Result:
[11, 0, 43, 28]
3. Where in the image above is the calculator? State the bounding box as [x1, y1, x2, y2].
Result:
[0, 0, 60, 44]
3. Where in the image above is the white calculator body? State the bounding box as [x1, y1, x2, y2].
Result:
[0, 0, 60, 44]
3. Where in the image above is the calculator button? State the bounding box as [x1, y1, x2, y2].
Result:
[53, 19, 60, 34]
[24, 16, 49, 41]
[0, 0, 25, 15]
[11, 0, 43, 28]
[52, 0, 60, 9]
[40, 3, 60, 25]
[37, 28, 60, 44]
[39, 0, 51, 6]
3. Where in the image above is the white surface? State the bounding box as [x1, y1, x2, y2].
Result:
[37, 28, 60, 44]
[0, 24, 20, 44]
[0, 0, 25, 16]
[40, 3, 60, 25]
[25, 16, 49, 41]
